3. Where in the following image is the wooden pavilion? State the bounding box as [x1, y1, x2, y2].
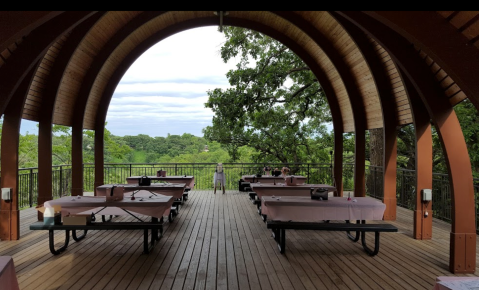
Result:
[0, 11, 478, 276]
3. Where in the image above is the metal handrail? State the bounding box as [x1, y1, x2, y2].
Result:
[5, 162, 479, 232]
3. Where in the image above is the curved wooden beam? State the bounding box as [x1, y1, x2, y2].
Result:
[92, 16, 345, 195]
[338, 11, 475, 274]
[0, 66, 35, 240]
[272, 11, 367, 197]
[71, 11, 167, 196]
[0, 11, 62, 52]
[0, 12, 96, 118]
[400, 69, 433, 240]
[330, 12, 399, 219]
[365, 11, 479, 110]
[38, 12, 105, 214]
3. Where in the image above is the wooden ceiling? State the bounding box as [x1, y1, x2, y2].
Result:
[0, 11, 478, 134]
[2, 11, 479, 274]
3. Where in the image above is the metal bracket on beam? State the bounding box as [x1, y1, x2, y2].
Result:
[214, 11, 229, 32]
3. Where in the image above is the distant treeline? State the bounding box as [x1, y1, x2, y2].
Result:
[11, 126, 245, 169]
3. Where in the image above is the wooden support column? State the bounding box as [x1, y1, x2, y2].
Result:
[333, 129, 343, 197]
[0, 115, 21, 240]
[71, 125, 83, 196]
[402, 74, 433, 240]
[338, 10, 476, 274]
[94, 127, 104, 195]
[37, 122, 53, 221]
[354, 130, 366, 197]
[413, 119, 433, 240]
[0, 68, 34, 240]
[330, 12, 399, 213]
[382, 127, 398, 220]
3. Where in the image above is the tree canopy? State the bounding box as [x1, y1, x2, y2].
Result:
[203, 27, 333, 164]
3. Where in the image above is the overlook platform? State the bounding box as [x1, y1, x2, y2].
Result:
[1, 189, 478, 290]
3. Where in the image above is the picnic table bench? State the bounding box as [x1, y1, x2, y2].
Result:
[30, 219, 163, 255]
[266, 219, 398, 255]
[31, 194, 173, 255]
[262, 196, 397, 255]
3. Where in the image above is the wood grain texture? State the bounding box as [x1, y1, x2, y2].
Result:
[2, 189, 478, 290]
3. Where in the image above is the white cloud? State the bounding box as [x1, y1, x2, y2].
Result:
[106, 26, 238, 137]
[18, 27, 333, 138]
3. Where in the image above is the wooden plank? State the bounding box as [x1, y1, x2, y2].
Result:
[134, 190, 204, 289]
[155, 191, 209, 290]
[171, 190, 212, 290]
[53, 219, 148, 289]
[205, 191, 219, 290]
[230, 192, 265, 290]
[193, 191, 216, 290]
[226, 192, 248, 290]
[286, 227, 345, 289]
[18, 215, 142, 289]
[3, 190, 479, 290]
[216, 191, 229, 289]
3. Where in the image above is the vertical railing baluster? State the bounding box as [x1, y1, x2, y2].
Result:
[60, 166, 63, 197]
[29, 168, 33, 207]
[16, 162, 476, 226]
[307, 163, 310, 184]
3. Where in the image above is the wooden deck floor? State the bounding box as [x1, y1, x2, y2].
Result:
[1, 189, 479, 290]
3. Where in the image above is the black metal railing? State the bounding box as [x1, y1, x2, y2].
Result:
[342, 163, 355, 191]
[366, 165, 384, 200]
[6, 162, 479, 232]
[396, 168, 416, 209]
[16, 165, 72, 209]
[82, 162, 334, 192]
[365, 166, 479, 231]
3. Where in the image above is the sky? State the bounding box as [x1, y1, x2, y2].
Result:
[20, 26, 238, 137]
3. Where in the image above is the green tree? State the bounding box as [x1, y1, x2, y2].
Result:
[51, 124, 131, 165]
[52, 125, 72, 165]
[19, 133, 38, 168]
[203, 27, 333, 164]
[393, 99, 479, 178]
[104, 129, 132, 163]
[451, 99, 479, 177]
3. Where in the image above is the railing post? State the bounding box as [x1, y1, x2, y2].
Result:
[130, 163, 132, 177]
[401, 170, 404, 206]
[307, 164, 310, 183]
[60, 166, 63, 197]
[29, 168, 33, 207]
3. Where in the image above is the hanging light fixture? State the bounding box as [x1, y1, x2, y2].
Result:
[214, 11, 229, 32]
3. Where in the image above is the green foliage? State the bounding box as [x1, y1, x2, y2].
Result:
[19, 133, 38, 168]
[203, 27, 333, 164]
[51, 125, 72, 165]
[454, 99, 479, 178]
[105, 130, 132, 162]
[103, 132, 232, 164]
[394, 99, 479, 177]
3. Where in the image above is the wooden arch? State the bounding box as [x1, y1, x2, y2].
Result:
[0, 11, 477, 273]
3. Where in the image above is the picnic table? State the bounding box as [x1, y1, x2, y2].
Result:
[30, 193, 173, 255]
[262, 196, 397, 255]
